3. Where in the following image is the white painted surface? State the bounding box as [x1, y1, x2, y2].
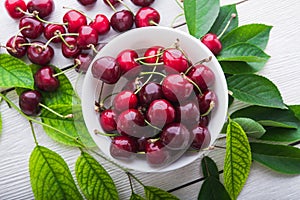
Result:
[0, 0, 300, 199]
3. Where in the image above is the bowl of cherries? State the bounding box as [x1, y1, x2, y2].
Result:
[81, 26, 228, 172]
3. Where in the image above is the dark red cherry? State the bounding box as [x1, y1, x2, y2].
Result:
[138, 82, 163, 106]
[103, 0, 121, 7]
[77, 0, 97, 5]
[44, 24, 66, 43]
[146, 140, 170, 166]
[116, 49, 139, 74]
[131, 0, 154, 7]
[199, 115, 209, 127]
[19, 90, 42, 116]
[110, 135, 138, 160]
[162, 74, 194, 102]
[63, 10, 87, 33]
[100, 109, 117, 132]
[61, 36, 81, 58]
[75, 53, 92, 73]
[6, 35, 28, 58]
[90, 14, 110, 35]
[137, 137, 148, 152]
[91, 56, 121, 84]
[77, 25, 99, 49]
[143, 46, 163, 63]
[27, 0, 55, 18]
[110, 10, 134, 32]
[27, 41, 54, 65]
[175, 101, 200, 126]
[19, 17, 44, 39]
[163, 48, 189, 73]
[187, 64, 215, 92]
[5, 0, 27, 19]
[201, 33, 222, 55]
[146, 99, 175, 128]
[160, 123, 190, 150]
[113, 90, 138, 113]
[190, 125, 211, 150]
[197, 90, 217, 115]
[135, 7, 160, 28]
[34, 66, 59, 92]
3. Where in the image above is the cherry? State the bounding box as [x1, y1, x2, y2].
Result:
[175, 101, 200, 126]
[91, 56, 121, 84]
[137, 137, 148, 152]
[199, 115, 209, 127]
[61, 36, 81, 58]
[116, 49, 139, 74]
[146, 99, 175, 128]
[146, 140, 170, 166]
[187, 64, 215, 92]
[138, 82, 163, 106]
[160, 123, 191, 150]
[135, 7, 160, 28]
[110, 135, 138, 160]
[201, 33, 222, 55]
[100, 109, 117, 132]
[190, 125, 211, 150]
[34, 66, 60, 92]
[103, 0, 121, 7]
[19, 17, 44, 39]
[19, 90, 42, 116]
[162, 74, 194, 102]
[123, 78, 143, 92]
[197, 90, 217, 115]
[75, 53, 92, 73]
[44, 24, 66, 43]
[110, 10, 134, 32]
[162, 48, 190, 73]
[27, 0, 55, 18]
[143, 45, 163, 63]
[131, 0, 155, 7]
[6, 35, 28, 58]
[63, 10, 87, 33]
[77, 0, 97, 5]
[113, 90, 138, 113]
[90, 14, 110, 35]
[27, 41, 54, 65]
[116, 109, 146, 137]
[77, 25, 99, 49]
[5, 0, 27, 19]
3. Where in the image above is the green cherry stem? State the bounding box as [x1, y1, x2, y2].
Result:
[39, 103, 73, 119]
[217, 13, 237, 39]
[174, 0, 184, 10]
[105, 0, 117, 12]
[170, 13, 184, 28]
[53, 60, 80, 77]
[44, 32, 79, 49]
[181, 73, 202, 95]
[140, 71, 166, 78]
[117, 0, 133, 13]
[144, 119, 162, 131]
[200, 101, 215, 117]
[94, 129, 119, 137]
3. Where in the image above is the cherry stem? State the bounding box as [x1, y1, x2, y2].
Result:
[200, 101, 215, 117]
[105, 0, 117, 12]
[170, 13, 184, 28]
[53, 62, 80, 77]
[99, 92, 118, 108]
[33, 11, 68, 25]
[144, 119, 162, 131]
[184, 56, 212, 74]
[149, 20, 159, 26]
[126, 173, 135, 194]
[94, 129, 119, 137]
[126, 172, 146, 187]
[140, 71, 166, 78]
[98, 82, 105, 105]
[62, 6, 93, 21]
[217, 13, 237, 39]
[39, 103, 73, 119]
[29, 120, 39, 145]
[174, 0, 184, 10]
[117, 0, 133, 13]
[181, 73, 202, 95]
[44, 32, 78, 49]
[87, 44, 99, 54]
[134, 52, 164, 62]
[11, 25, 31, 50]
[236, 0, 249, 5]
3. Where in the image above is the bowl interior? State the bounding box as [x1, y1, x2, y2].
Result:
[81, 26, 228, 172]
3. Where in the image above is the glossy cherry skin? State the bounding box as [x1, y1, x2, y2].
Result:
[116, 49, 139, 74]
[190, 125, 211, 150]
[160, 123, 190, 150]
[19, 90, 42, 116]
[201, 33, 222, 55]
[92, 56, 121, 84]
[78, 0, 97, 5]
[146, 99, 175, 128]
[61, 36, 81, 58]
[100, 109, 117, 132]
[138, 82, 163, 106]
[19, 17, 44, 39]
[175, 101, 200, 126]
[27, 41, 54, 65]
[116, 109, 146, 137]
[131, 0, 154, 7]
[110, 10, 134, 32]
[199, 115, 209, 127]
[63, 10, 87, 33]
[77, 25, 99, 49]
[197, 90, 217, 115]
[103, 0, 121, 7]
[75, 53, 92, 73]
[44, 24, 66, 43]
[162, 74, 194, 102]
[27, 0, 54, 18]
[187, 64, 215, 92]
[143, 45, 163, 63]
[110, 135, 138, 160]
[5, 0, 27, 19]
[135, 7, 160, 28]
[113, 90, 138, 113]
[163, 48, 190, 73]
[90, 14, 110, 35]
[146, 140, 170, 166]
[34, 66, 60, 92]
[6, 35, 28, 58]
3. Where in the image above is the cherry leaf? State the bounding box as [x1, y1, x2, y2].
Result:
[130, 193, 146, 200]
[29, 145, 83, 200]
[289, 105, 300, 120]
[75, 152, 119, 200]
[201, 156, 219, 180]
[220, 60, 267, 74]
[198, 177, 231, 200]
[144, 186, 179, 200]
[232, 118, 266, 139]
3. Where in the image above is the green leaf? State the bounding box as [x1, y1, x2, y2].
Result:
[209, 4, 238, 39]
[289, 105, 300, 120]
[75, 152, 119, 200]
[227, 74, 286, 109]
[232, 118, 266, 139]
[198, 177, 231, 200]
[217, 43, 270, 62]
[260, 127, 300, 142]
[251, 142, 300, 174]
[184, 0, 220, 38]
[0, 54, 34, 89]
[201, 156, 219, 180]
[221, 24, 272, 50]
[130, 193, 146, 200]
[29, 145, 83, 200]
[220, 61, 266, 74]
[224, 120, 251, 200]
[144, 186, 179, 200]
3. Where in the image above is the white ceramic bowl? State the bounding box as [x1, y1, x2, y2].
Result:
[81, 26, 228, 172]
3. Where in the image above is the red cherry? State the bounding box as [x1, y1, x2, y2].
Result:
[110, 135, 138, 160]
[197, 90, 217, 115]
[135, 7, 160, 28]
[201, 33, 222, 55]
[63, 10, 87, 33]
[90, 14, 110, 35]
[77, 0, 97, 5]
[76, 25, 99, 49]
[131, 0, 155, 7]
[160, 123, 190, 150]
[5, 0, 27, 19]
[190, 125, 211, 150]
[27, 0, 55, 18]
[163, 48, 190, 73]
[199, 115, 209, 127]
[110, 10, 134, 32]
[27, 41, 54, 65]
[34, 66, 60, 92]
[113, 90, 138, 113]
[146, 140, 170, 166]
[44, 24, 66, 43]
[138, 82, 164, 106]
[61, 36, 81, 58]
[19, 90, 42, 116]
[100, 109, 117, 132]
[6, 35, 28, 58]
[74, 53, 92, 73]
[187, 64, 215, 92]
[175, 101, 200, 126]
[116, 49, 139, 74]
[19, 17, 44, 39]
[103, 0, 121, 7]
[143, 46, 163, 63]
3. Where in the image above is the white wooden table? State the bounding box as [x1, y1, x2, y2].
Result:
[1, 0, 300, 199]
